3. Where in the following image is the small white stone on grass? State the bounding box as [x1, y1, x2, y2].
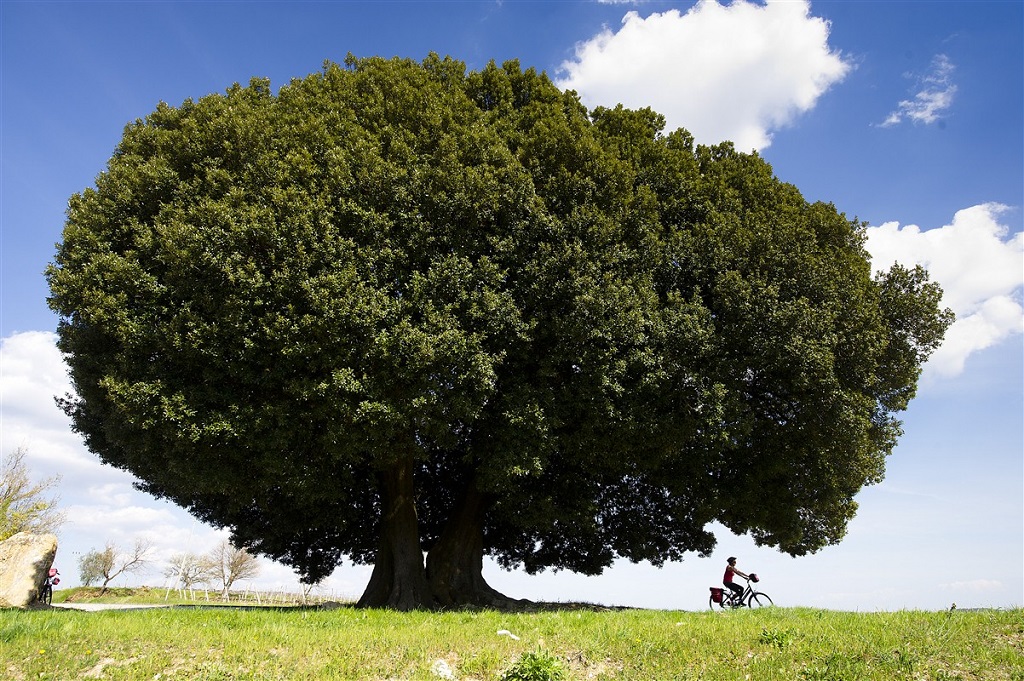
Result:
[431, 658, 455, 679]
[496, 629, 520, 640]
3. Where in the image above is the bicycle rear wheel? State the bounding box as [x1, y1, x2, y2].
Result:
[39, 584, 52, 605]
[709, 595, 727, 610]
[748, 591, 773, 607]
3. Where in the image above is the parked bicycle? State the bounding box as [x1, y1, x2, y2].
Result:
[709, 574, 773, 609]
[37, 568, 59, 605]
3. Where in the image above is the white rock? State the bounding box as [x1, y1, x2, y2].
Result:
[430, 659, 455, 679]
[0, 532, 58, 609]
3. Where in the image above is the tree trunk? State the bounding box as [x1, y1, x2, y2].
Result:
[357, 457, 435, 610]
[425, 478, 526, 609]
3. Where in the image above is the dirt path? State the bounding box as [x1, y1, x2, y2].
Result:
[52, 603, 173, 611]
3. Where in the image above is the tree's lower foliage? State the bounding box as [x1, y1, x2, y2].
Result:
[48, 55, 952, 609]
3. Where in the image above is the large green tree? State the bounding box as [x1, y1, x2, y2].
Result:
[47, 55, 952, 610]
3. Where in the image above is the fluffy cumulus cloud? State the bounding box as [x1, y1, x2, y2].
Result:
[0, 331, 90, 472]
[880, 54, 957, 128]
[556, 0, 850, 150]
[865, 203, 1024, 377]
[0, 331, 74, 435]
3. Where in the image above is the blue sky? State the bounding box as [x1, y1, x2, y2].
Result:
[1, 0, 1021, 610]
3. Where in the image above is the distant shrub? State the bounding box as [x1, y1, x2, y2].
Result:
[758, 627, 797, 649]
[500, 650, 565, 681]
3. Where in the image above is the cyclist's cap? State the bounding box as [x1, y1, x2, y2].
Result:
[727, 556, 737, 564]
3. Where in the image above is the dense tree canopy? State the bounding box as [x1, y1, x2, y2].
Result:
[47, 55, 952, 609]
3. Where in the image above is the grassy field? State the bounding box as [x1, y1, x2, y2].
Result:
[1, 591, 1021, 680]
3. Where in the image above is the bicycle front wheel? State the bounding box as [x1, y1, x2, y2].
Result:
[748, 592, 773, 608]
[40, 585, 52, 605]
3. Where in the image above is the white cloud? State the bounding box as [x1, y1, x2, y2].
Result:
[0, 330, 124, 484]
[67, 502, 183, 536]
[0, 331, 73, 431]
[880, 54, 957, 127]
[556, 0, 851, 150]
[865, 203, 1024, 377]
[939, 579, 1002, 593]
[81, 482, 141, 508]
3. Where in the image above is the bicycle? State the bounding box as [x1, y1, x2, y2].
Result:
[709, 574, 773, 609]
[37, 568, 59, 605]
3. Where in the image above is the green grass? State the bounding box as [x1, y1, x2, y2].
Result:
[2, 601, 1021, 680]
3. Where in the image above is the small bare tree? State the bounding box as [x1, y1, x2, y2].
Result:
[202, 539, 260, 600]
[0, 446, 66, 541]
[301, 578, 324, 605]
[78, 538, 153, 593]
[163, 552, 214, 592]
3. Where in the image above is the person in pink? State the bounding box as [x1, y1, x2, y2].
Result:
[723, 556, 748, 602]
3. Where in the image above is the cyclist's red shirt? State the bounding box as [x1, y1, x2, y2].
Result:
[723, 566, 734, 584]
